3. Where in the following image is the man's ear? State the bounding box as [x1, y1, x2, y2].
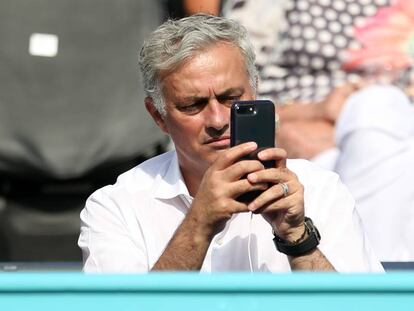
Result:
[145, 97, 169, 134]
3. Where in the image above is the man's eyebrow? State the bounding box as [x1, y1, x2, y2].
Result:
[177, 95, 208, 104]
[177, 88, 245, 104]
[216, 87, 244, 97]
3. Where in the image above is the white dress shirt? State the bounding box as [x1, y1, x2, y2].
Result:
[78, 150, 383, 273]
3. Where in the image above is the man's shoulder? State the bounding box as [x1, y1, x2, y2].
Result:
[118, 150, 175, 187]
[93, 150, 176, 197]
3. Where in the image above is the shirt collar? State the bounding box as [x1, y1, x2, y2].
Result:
[153, 151, 191, 201]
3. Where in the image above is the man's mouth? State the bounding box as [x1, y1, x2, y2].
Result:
[205, 136, 230, 148]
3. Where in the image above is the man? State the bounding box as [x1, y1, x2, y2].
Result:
[78, 14, 383, 272]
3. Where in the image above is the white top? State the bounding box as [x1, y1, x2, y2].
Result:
[78, 151, 383, 273]
[333, 85, 414, 262]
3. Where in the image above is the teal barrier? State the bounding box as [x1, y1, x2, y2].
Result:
[0, 272, 414, 310]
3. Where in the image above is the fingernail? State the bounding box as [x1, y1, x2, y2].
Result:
[248, 173, 257, 182]
[248, 202, 256, 211]
[246, 142, 257, 149]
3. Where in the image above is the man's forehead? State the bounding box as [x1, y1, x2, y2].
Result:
[163, 41, 244, 72]
[159, 43, 250, 96]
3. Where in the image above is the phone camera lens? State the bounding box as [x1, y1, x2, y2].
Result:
[235, 104, 255, 115]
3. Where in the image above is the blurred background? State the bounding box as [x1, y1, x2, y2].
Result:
[0, 0, 187, 270]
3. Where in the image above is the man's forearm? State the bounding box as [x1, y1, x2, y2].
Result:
[151, 211, 214, 271]
[289, 248, 335, 271]
[278, 102, 323, 122]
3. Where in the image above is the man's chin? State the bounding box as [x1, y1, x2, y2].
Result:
[207, 147, 228, 161]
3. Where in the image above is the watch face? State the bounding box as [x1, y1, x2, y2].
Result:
[305, 217, 321, 242]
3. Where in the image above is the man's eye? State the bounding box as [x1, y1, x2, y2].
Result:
[177, 102, 205, 114]
[230, 95, 241, 101]
[220, 95, 241, 106]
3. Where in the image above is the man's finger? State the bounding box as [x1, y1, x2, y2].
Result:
[224, 159, 264, 181]
[228, 178, 269, 199]
[247, 181, 298, 211]
[246, 167, 294, 185]
[257, 147, 287, 168]
[213, 142, 258, 170]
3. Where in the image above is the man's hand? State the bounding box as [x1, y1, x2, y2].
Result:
[244, 147, 335, 270]
[152, 142, 267, 270]
[245, 148, 305, 242]
[189, 142, 267, 237]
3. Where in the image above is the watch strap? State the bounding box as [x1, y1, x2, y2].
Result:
[273, 217, 320, 257]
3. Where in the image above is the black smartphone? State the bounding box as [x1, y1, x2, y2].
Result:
[230, 100, 276, 202]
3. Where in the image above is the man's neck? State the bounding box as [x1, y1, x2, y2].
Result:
[179, 164, 205, 198]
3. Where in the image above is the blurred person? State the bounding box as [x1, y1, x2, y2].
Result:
[166, 0, 221, 18]
[78, 14, 383, 272]
[183, 0, 221, 15]
[277, 83, 414, 262]
[223, 0, 414, 261]
[332, 85, 414, 262]
[268, 0, 414, 261]
[221, 0, 286, 72]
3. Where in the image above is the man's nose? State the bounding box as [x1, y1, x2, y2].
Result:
[204, 99, 229, 130]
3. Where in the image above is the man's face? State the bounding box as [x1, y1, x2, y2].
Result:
[149, 43, 255, 177]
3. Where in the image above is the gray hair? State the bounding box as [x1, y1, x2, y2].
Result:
[139, 13, 258, 115]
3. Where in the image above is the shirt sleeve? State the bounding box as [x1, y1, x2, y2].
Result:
[78, 186, 149, 273]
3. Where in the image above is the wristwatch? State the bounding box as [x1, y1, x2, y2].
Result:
[273, 217, 321, 257]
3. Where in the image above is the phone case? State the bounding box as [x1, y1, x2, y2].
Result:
[230, 100, 275, 202]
